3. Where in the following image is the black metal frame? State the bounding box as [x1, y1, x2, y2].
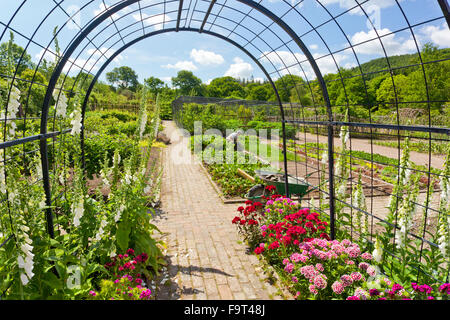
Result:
[0, 0, 449, 288]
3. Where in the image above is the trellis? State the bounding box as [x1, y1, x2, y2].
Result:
[0, 0, 449, 291]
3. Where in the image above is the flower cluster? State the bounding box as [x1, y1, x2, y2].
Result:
[264, 196, 299, 223]
[232, 200, 265, 247]
[256, 208, 329, 263]
[409, 282, 450, 300]
[90, 249, 153, 300]
[53, 89, 68, 118]
[3, 85, 21, 140]
[278, 238, 379, 299]
[17, 224, 35, 286]
[70, 108, 82, 135]
[88, 276, 152, 300]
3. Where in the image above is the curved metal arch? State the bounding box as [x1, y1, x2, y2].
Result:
[41, 0, 332, 132]
[38, 0, 340, 237]
[79, 26, 290, 195]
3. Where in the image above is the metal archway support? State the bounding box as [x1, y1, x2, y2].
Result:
[40, 0, 336, 239]
[80, 27, 290, 198]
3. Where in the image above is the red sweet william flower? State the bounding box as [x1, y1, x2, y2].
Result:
[319, 233, 330, 240]
[232, 216, 241, 224]
[237, 206, 244, 212]
[245, 200, 253, 205]
[254, 246, 265, 254]
[268, 241, 280, 250]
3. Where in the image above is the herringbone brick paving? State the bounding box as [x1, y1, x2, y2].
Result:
[152, 121, 284, 300]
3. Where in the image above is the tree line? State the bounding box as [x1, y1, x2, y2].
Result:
[1, 30, 448, 122]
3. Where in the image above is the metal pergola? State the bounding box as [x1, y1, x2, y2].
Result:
[0, 0, 449, 288]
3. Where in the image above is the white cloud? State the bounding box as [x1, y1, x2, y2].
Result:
[420, 24, 450, 48]
[350, 28, 416, 56]
[93, 3, 120, 20]
[190, 49, 224, 66]
[162, 60, 198, 71]
[310, 44, 319, 50]
[161, 76, 172, 84]
[35, 49, 57, 64]
[133, 13, 171, 31]
[318, 0, 402, 12]
[224, 57, 254, 79]
[260, 50, 353, 79]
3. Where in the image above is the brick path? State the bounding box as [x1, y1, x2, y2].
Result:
[152, 121, 285, 300]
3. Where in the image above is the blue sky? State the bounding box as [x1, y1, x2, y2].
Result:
[1, 0, 449, 86]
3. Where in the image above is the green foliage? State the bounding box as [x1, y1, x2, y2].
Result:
[106, 66, 140, 92]
[207, 76, 245, 98]
[171, 70, 203, 96]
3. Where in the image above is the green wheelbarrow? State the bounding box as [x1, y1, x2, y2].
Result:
[244, 169, 322, 202]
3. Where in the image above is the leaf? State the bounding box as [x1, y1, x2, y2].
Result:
[116, 220, 131, 252]
[41, 271, 63, 290]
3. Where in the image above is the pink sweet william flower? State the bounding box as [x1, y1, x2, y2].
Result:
[438, 283, 450, 294]
[299, 255, 309, 263]
[341, 239, 352, 246]
[89, 291, 96, 296]
[284, 263, 295, 274]
[340, 275, 353, 287]
[290, 253, 302, 263]
[139, 289, 152, 300]
[309, 284, 318, 295]
[282, 258, 290, 265]
[366, 266, 376, 277]
[361, 252, 373, 260]
[345, 259, 355, 265]
[358, 262, 369, 271]
[292, 276, 298, 283]
[300, 265, 318, 280]
[315, 263, 324, 272]
[346, 295, 360, 300]
[332, 281, 344, 295]
[351, 272, 363, 282]
[313, 275, 327, 289]
[345, 246, 361, 258]
[331, 244, 345, 255]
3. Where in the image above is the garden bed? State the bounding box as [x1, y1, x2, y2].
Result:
[231, 192, 450, 300]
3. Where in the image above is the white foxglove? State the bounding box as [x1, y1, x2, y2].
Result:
[53, 89, 68, 118]
[373, 237, 383, 263]
[114, 204, 126, 222]
[72, 200, 84, 227]
[70, 108, 82, 135]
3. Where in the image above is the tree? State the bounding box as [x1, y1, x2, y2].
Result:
[106, 66, 139, 91]
[274, 74, 304, 102]
[144, 76, 165, 95]
[0, 32, 33, 76]
[246, 83, 270, 101]
[19, 69, 47, 115]
[206, 76, 245, 98]
[171, 70, 203, 96]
